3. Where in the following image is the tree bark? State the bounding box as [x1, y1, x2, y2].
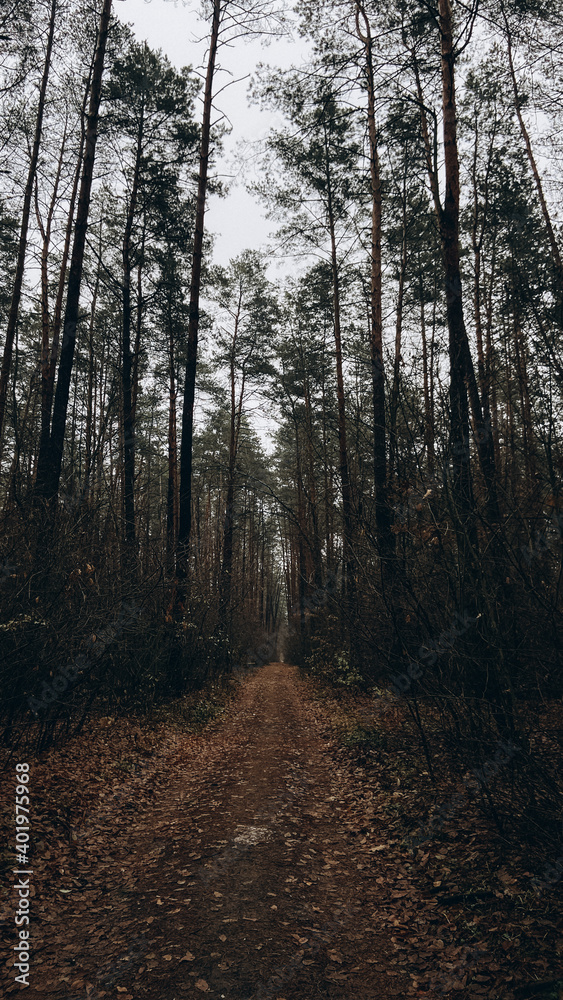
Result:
[420, 271, 435, 474]
[0, 0, 57, 471]
[438, 0, 476, 537]
[34, 122, 67, 471]
[177, 0, 222, 595]
[322, 119, 356, 629]
[355, 0, 394, 564]
[34, 0, 113, 501]
[219, 301, 246, 619]
[501, 0, 563, 286]
[166, 316, 178, 577]
[412, 12, 499, 523]
[121, 91, 144, 565]
[389, 146, 408, 480]
[36, 58, 93, 476]
[83, 257, 100, 493]
[302, 368, 323, 590]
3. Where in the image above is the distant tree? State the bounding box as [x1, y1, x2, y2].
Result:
[177, 0, 285, 600]
[208, 251, 279, 619]
[255, 71, 362, 619]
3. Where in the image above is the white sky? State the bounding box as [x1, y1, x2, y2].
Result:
[116, 0, 309, 268]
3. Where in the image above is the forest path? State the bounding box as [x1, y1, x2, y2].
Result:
[20, 664, 416, 1000]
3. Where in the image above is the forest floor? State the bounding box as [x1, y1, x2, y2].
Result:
[1, 663, 562, 1000]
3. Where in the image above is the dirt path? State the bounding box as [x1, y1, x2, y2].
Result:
[8, 664, 416, 1000]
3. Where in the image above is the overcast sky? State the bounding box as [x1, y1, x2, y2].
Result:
[117, 0, 308, 269]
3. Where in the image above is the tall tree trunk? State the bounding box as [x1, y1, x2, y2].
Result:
[8, 363, 38, 507]
[484, 235, 502, 472]
[34, 0, 113, 501]
[412, 12, 499, 524]
[501, 1, 563, 287]
[166, 317, 178, 578]
[36, 59, 93, 475]
[471, 121, 490, 419]
[439, 0, 511, 735]
[420, 273, 435, 474]
[437, 0, 476, 546]
[0, 0, 57, 471]
[389, 147, 408, 479]
[512, 311, 536, 486]
[83, 262, 100, 494]
[320, 341, 335, 574]
[121, 96, 144, 569]
[302, 370, 323, 590]
[322, 121, 356, 636]
[177, 0, 222, 596]
[295, 440, 307, 650]
[132, 215, 146, 425]
[219, 318, 245, 619]
[34, 121, 67, 471]
[355, 0, 394, 563]
[440, 0, 500, 528]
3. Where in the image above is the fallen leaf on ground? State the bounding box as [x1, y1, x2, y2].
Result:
[328, 949, 343, 963]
